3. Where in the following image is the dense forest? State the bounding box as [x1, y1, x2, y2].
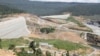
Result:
[0, 0, 78, 16]
[0, 0, 100, 16]
[0, 5, 24, 15]
[66, 4, 100, 16]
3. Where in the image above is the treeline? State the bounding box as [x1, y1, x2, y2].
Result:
[66, 4, 100, 16]
[0, 1, 77, 16]
[0, 5, 24, 15]
[1, 1, 100, 16]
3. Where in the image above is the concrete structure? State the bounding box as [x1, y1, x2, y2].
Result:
[40, 14, 70, 19]
[39, 42, 54, 48]
[0, 17, 30, 39]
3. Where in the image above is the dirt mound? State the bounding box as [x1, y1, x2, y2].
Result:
[0, 49, 16, 56]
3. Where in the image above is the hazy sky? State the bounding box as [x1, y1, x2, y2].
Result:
[29, 0, 100, 3]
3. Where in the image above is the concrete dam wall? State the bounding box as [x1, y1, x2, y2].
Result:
[0, 17, 30, 39]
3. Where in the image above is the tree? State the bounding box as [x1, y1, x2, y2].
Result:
[8, 44, 15, 50]
[17, 48, 34, 56]
[35, 48, 43, 56]
[46, 51, 51, 56]
[0, 5, 24, 16]
[40, 27, 55, 34]
[20, 48, 26, 53]
[29, 41, 37, 53]
[66, 51, 69, 56]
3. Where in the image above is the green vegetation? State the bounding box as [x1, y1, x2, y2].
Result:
[0, 37, 29, 49]
[40, 27, 55, 34]
[17, 48, 34, 56]
[0, 5, 24, 18]
[17, 48, 43, 56]
[29, 41, 37, 53]
[35, 48, 43, 56]
[83, 15, 100, 21]
[66, 16, 85, 27]
[17, 40, 43, 56]
[66, 4, 100, 16]
[8, 44, 15, 50]
[29, 38, 86, 51]
[0, 37, 87, 56]
[1, 2, 100, 16]
[46, 51, 51, 56]
[66, 16, 93, 32]
[66, 51, 70, 56]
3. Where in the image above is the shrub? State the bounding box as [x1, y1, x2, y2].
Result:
[35, 48, 43, 56]
[17, 48, 34, 56]
[46, 51, 51, 56]
[29, 41, 36, 53]
[40, 27, 55, 34]
[8, 44, 15, 50]
[66, 51, 70, 56]
[31, 38, 86, 51]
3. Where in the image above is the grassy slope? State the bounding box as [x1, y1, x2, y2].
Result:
[30, 38, 86, 51]
[1, 38, 29, 49]
[66, 16, 85, 27]
[0, 37, 87, 51]
[66, 16, 93, 32]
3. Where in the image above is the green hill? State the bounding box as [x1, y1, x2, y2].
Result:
[66, 4, 100, 16]
[0, 5, 24, 15]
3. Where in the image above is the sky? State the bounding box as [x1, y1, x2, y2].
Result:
[29, 0, 100, 3]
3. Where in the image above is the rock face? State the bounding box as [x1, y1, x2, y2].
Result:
[0, 16, 30, 39]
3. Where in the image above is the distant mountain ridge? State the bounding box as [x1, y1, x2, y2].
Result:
[66, 3, 100, 16]
[0, 0, 100, 16]
[0, 0, 77, 16]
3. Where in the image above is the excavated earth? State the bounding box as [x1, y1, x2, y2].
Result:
[0, 13, 87, 43]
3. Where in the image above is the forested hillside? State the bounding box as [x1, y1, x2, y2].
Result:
[0, 0, 78, 16]
[0, 0, 100, 16]
[0, 5, 24, 15]
[66, 4, 100, 16]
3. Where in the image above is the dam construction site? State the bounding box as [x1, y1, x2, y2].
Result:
[0, 13, 100, 56]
